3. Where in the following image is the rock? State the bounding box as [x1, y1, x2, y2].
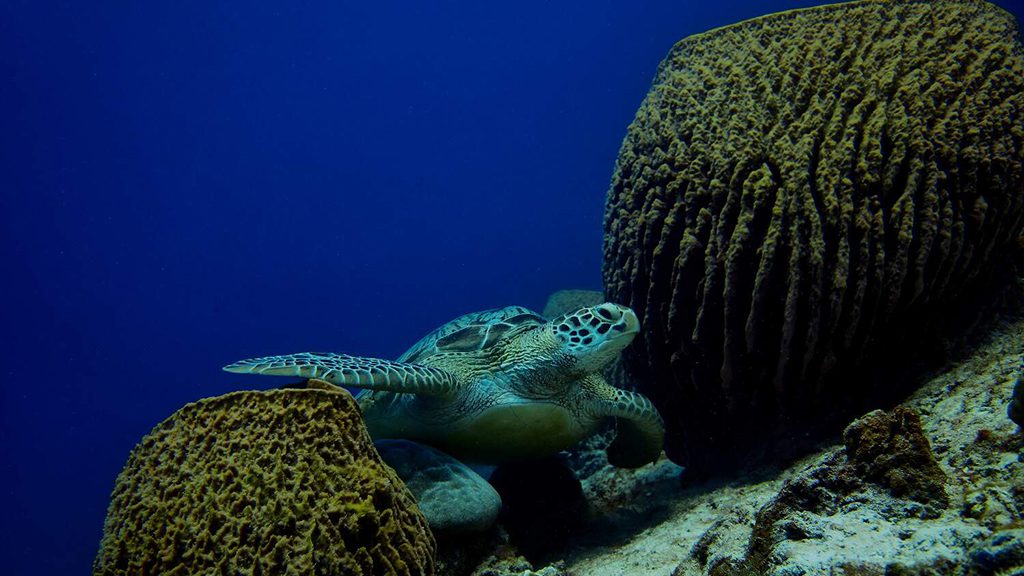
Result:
[842, 407, 948, 509]
[94, 385, 434, 576]
[966, 529, 1024, 575]
[601, 0, 1024, 474]
[705, 447, 977, 576]
[375, 439, 501, 534]
[470, 552, 567, 576]
[562, 425, 615, 481]
[434, 527, 505, 576]
[1009, 370, 1024, 428]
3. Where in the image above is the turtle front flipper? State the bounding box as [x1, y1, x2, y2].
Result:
[223, 352, 459, 397]
[585, 378, 665, 468]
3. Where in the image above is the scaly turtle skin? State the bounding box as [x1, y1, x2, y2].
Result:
[224, 303, 664, 468]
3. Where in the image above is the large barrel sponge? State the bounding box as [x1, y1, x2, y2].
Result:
[94, 386, 435, 576]
[603, 0, 1024, 473]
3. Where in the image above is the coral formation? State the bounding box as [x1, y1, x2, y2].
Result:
[93, 385, 434, 576]
[602, 0, 1024, 473]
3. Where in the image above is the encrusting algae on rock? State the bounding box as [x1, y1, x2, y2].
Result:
[93, 383, 435, 576]
[842, 406, 949, 510]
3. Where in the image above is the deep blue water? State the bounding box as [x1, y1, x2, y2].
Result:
[2, 1, 1023, 574]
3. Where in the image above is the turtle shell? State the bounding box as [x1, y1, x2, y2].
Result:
[399, 306, 547, 364]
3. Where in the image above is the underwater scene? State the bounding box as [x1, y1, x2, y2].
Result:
[5, 0, 1024, 574]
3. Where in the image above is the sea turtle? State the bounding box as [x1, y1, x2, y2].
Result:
[224, 303, 664, 468]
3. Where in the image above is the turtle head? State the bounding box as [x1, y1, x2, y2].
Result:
[549, 303, 639, 372]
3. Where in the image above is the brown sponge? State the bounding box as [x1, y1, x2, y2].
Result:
[603, 0, 1024, 473]
[93, 386, 434, 576]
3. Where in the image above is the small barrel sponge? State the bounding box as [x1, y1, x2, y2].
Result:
[93, 387, 435, 576]
[603, 0, 1024, 472]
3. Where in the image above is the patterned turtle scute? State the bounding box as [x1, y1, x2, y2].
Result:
[400, 306, 545, 363]
[602, 0, 1024, 473]
[434, 326, 492, 353]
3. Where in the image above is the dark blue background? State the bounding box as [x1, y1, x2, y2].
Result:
[2, 1, 1021, 574]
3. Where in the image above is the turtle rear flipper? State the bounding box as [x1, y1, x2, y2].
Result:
[223, 352, 459, 397]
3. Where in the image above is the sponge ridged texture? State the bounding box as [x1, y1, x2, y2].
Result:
[93, 388, 435, 576]
[603, 0, 1024, 471]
